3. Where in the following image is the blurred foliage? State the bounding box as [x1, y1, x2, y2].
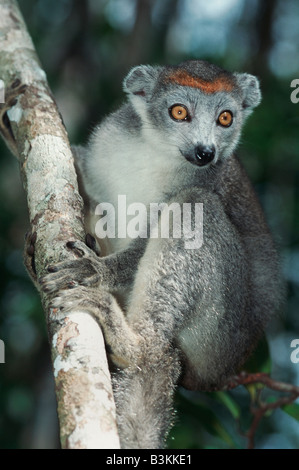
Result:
[0, 0, 298, 449]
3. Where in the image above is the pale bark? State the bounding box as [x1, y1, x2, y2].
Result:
[0, 0, 120, 449]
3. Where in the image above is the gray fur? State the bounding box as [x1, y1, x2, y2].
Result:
[41, 60, 282, 448]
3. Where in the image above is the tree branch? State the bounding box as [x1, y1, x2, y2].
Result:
[224, 371, 299, 449]
[0, 0, 120, 449]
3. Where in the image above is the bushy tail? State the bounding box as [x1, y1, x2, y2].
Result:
[113, 348, 181, 449]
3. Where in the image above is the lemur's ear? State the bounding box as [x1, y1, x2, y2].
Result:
[123, 65, 160, 98]
[234, 73, 262, 110]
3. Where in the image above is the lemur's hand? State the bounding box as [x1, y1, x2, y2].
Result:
[39, 237, 105, 294]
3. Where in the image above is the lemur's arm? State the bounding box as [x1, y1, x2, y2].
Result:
[215, 155, 282, 328]
[217, 155, 271, 237]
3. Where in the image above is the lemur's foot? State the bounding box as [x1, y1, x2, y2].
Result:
[49, 284, 142, 368]
[49, 284, 103, 312]
[39, 239, 106, 293]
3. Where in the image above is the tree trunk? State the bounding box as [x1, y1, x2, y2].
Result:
[0, 0, 120, 449]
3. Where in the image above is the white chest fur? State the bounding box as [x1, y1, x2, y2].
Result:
[85, 136, 179, 252]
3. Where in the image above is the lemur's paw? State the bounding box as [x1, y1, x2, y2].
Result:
[39, 240, 105, 293]
[49, 286, 99, 313]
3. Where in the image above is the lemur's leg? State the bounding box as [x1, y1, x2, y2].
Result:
[49, 285, 142, 367]
[40, 237, 147, 366]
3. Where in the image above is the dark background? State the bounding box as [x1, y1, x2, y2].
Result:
[0, 0, 298, 449]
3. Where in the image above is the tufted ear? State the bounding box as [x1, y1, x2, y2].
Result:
[123, 65, 161, 98]
[234, 73, 262, 111]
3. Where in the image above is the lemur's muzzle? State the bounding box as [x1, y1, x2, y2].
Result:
[183, 145, 215, 167]
[194, 145, 215, 166]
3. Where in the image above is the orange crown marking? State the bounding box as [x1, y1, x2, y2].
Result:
[166, 70, 235, 94]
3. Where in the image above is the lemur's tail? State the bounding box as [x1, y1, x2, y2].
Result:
[112, 348, 181, 449]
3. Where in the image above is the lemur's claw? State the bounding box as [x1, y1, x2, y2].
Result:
[85, 234, 101, 256]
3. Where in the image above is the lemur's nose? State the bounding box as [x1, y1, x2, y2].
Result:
[194, 145, 215, 166]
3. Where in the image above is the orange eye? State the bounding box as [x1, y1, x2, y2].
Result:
[169, 104, 189, 121]
[218, 110, 233, 127]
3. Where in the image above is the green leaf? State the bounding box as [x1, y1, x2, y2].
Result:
[176, 393, 236, 447]
[281, 403, 299, 421]
[243, 335, 272, 374]
[211, 391, 241, 420]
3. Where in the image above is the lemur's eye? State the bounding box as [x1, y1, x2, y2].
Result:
[169, 104, 190, 121]
[217, 110, 233, 127]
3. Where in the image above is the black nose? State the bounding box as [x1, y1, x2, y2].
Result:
[194, 145, 215, 166]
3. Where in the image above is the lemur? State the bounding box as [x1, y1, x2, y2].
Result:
[40, 60, 282, 449]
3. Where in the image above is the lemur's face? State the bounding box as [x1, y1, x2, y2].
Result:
[124, 61, 261, 169]
[146, 85, 243, 167]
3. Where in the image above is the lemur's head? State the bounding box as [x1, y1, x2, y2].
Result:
[123, 60, 261, 168]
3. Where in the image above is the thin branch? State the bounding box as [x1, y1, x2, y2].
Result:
[225, 371, 299, 395]
[0, 0, 120, 449]
[224, 371, 299, 449]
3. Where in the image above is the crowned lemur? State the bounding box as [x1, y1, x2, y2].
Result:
[40, 60, 282, 448]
